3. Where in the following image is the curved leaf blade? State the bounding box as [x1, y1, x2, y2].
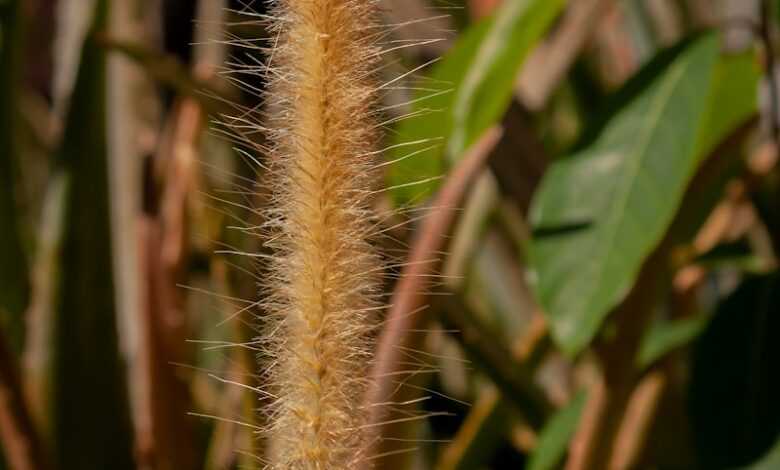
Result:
[388, 0, 565, 204]
[738, 438, 780, 470]
[637, 315, 709, 369]
[528, 391, 587, 470]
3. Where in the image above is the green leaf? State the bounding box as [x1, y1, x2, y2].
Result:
[738, 438, 780, 470]
[0, 0, 29, 347]
[49, 1, 135, 468]
[637, 315, 708, 368]
[695, 49, 760, 158]
[528, 391, 587, 470]
[388, 0, 565, 204]
[775, 0, 780, 27]
[528, 34, 758, 355]
[695, 238, 768, 273]
[690, 273, 780, 468]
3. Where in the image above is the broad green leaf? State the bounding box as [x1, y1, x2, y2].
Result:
[690, 274, 780, 468]
[637, 315, 708, 368]
[49, 1, 135, 467]
[528, 391, 587, 470]
[528, 34, 758, 355]
[389, 0, 565, 204]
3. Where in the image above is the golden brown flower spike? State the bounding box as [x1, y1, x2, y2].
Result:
[258, 0, 383, 468]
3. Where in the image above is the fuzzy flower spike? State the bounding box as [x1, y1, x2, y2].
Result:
[256, 0, 384, 468]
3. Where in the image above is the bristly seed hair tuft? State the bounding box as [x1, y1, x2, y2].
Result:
[234, 0, 386, 468]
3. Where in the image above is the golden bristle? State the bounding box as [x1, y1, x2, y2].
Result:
[258, 1, 383, 467]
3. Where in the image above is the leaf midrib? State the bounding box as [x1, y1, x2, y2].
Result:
[570, 55, 692, 342]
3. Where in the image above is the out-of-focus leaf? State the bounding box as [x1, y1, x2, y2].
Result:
[690, 273, 780, 469]
[637, 315, 708, 369]
[528, 35, 758, 355]
[0, 0, 30, 347]
[439, 294, 552, 429]
[751, 145, 780, 255]
[738, 437, 780, 470]
[695, 49, 760, 158]
[389, 0, 565, 204]
[695, 238, 767, 273]
[49, 0, 135, 468]
[446, 0, 564, 160]
[775, 0, 780, 27]
[527, 391, 586, 470]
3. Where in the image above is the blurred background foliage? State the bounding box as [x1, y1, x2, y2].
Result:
[0, 0, 778, 469]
